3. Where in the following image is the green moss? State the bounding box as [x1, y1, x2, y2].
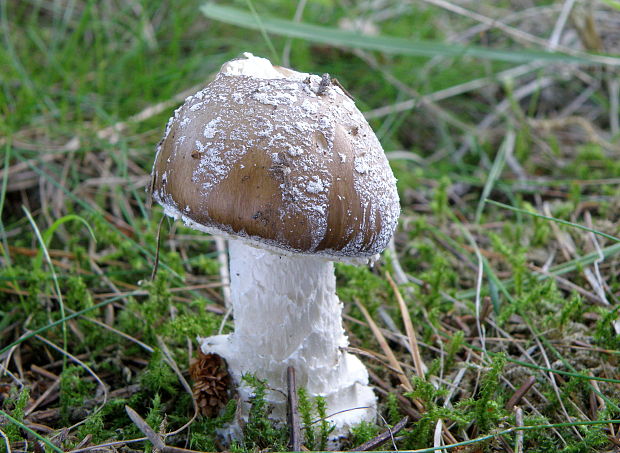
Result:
[298, 387, 317, 450]
[430, 176, 451, 221]
[315, 395, 334, 451]
[386, 392, 402, 426]
[160, 310, 221, 343]
[336, 262, 388, 310]
[60, 366, 96, 424]
[140, 349, 178, 395]
[189, 399, 237, 452]
[349, 421, 380, 447]
[474, 353, 508, 432]
[65, 275, 93, 312]
[594, 306, 620, 351]
[2, 386, 30, 443]
[76, 410, 106, 445]
[241, 375, 287, 451]
[404, 377, 472, 449]
[444, 330, 465, 373]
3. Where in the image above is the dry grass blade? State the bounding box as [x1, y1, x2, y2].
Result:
[385, 271, 426, 380]
[365, 60, 546, 119]
[548, 0, 577, 49]
[66, 308, 155, 353]
[421, 0, 553, 48]
[0, 428, 11, 453]
[33, 335, 109, 416]
[515, 407, 525, 453]
[96, 81, 212, 144]
[4, 0, 620, 450]
[66, 437, 148, 453]
[355, 300, 412, 393]
[433, 419, 445, 453]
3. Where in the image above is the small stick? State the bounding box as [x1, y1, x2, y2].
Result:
[125, 406, 203, 453]
[287, 366, 302, 452]
[24, 380, 60, 417]
[352, 416, 409, 451]
[125, 406, 165, 451]
[30, 365, 59, 381]
[73, 434, 92, 450]
[514, 407, 524, 453]
[505, 376, 536, 410]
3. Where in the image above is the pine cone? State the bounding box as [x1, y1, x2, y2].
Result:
[189, 352, 232, 418]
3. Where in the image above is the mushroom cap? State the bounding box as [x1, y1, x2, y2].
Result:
[151, 54, 400, 259]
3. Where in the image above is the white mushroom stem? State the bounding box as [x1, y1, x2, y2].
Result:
[201, 239, 376, 438]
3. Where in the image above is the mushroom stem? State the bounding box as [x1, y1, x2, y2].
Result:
[201, 239, 376, 438]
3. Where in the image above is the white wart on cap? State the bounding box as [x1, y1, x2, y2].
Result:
[151, 54, 399, 259]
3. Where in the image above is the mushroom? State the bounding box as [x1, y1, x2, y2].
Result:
[151, 53, 400, 441]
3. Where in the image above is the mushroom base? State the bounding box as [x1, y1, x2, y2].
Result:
[200, 239, 376, 444]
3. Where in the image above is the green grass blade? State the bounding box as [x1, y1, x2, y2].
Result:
[457, 242, 620, 300]
[13, 150, 185, 283]
[0, 291, 141, 356]
[23, 207, 69, 369]
[475, 130, 513, 223]
[0, 409, 63, 453]
[600, 0, 620, 10]
[487, 199, 620, 243]
[200, 3, 620, 66]
[459, 334, 620, 383]
[33, 214, 96, 272]
[0, 142, 11, 265]
[244, 0, 279, 63]
[404, 419, 620, 452]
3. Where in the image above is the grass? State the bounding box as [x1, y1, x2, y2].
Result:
[1, 0, 620, 451]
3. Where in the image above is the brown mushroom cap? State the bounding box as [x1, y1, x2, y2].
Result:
[151, 57, 399, 259]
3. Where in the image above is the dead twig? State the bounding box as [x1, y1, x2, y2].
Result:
[352, 416, 409, 451]
[505, 376, 536, 410]
[125, 406, 202, 453]
[515, 407, 524, 453]
[24, 380, 60, 417]
[126, 405, 166, 451]
[287, 366, 301, 452]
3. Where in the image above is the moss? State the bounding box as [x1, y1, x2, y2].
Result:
[60, 366, 96, 424]
[140, 349, 178, 395]
[189, 399, 237, 452]
[298, 387, 317, 450]
[241, 375, 288, 451]
[2, 386, 30, 443]
[349, 421, 380, 447]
